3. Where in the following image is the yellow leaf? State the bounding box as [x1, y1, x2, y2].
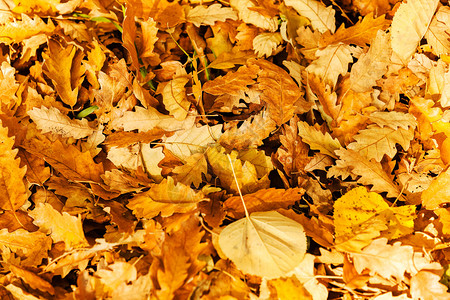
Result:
[425, 6, 450, 57]
[334, 187, 415, 249]
[127, 177, 206, 219]
[111, 106, 195, 132]
[218, 211, 307, 279]
[390, 0, 439, 64]
[0, 123, 27, 211]
[350, 30, 391, 93]
[322, 12, 390, 47]
[421, 168, 450, 209]
[0, 228, 51, 266]
[28, 106, 93, 139]
[250, 59, 309, 125]
[203, 64, 258, 96]
[333, 149, 401, 197]
[186, 4, 238, 27]
[43, 40, 85, 107]
[306, 43, 353, 88]
[157, 76, 190, 120]
[206, 145, 270, 194]
[285, 0, 335, 33]
[347, 125, 415, 162]
[230, 0, 278, 32]
[268, 276, 312, 300]
[0, 61, 19, 110]
[252, 32, 283, 57]
[0, 14, 55, 44]
[297, 121, 341, 158]
[29, 203, 89, 250]
[164, 124, 222, 160]
[172, 153, 207, 188]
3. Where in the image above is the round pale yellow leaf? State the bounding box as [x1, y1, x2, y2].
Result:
[218, 211, 307, 279]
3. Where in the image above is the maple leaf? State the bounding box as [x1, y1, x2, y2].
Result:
[332, 149, 401, 197]
[285, 0, 335, 33]
[186, 4, 238, 27]
[22, 137, 104, 183]
[127, 177, 206, 219]
[390, 0, 439, 64]
[29, 203, 89, 250]
[43, 40, 85, 107]
[28, 106, 94, 139]
[219, 211, 307, 279]
[306, 43, 353, 89]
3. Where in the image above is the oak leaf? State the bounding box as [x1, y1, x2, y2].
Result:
[252, 32, 283, 57]
[347, 125, 415, 162]
[230, 0, 278, 32]
[224, 188, 305, 219]
[29, 203, 89, 250]
[390, 0, 439, 64]
[306, 43, 353, 88]
[411, 270, 450, 300]
[203, 64, 258, 97]
[425, 6, 450, 57]
[163, 124, 222, 161]
[0, 14, 55, 44]
[333, 149, 401, 197]
[126, 177, 206, 219]
[218, 211, 307, 279]
[285, 0, 335, 33]
[156, 76, 191, 121]
[0, 124, 28, 211]
[9, 265, 55, 295]
[297, 121, 341, 158]
[219, 112, 276, 150]
[0, 62, 19, 111]
[28, 106, 94, 139]
[208, 49, 256, 69]
[43, 40, 85, 107]
[368, 111, 417, 130]
[111, 106, 195, 132]
[350, 30, 391, 93]
[250, 59, 310, 125]
[322, 13, 390, 47]
[0, 228, 51, 266]
[352, 238, 442, 282]
[186, 4, 238, 27]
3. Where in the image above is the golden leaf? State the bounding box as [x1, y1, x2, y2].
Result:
[218, 211, 307, 279]
[157, 76, 191, 121]
[43, 40, 85, 107]
[28, 106, 93, 139]
[391, 0, 439, 64]
[29, 203, 89, 250]
[186, 4, 238, 27]
[285, 0, 335, 33]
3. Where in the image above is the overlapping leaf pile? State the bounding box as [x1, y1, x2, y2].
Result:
[0, 0, 450, 298]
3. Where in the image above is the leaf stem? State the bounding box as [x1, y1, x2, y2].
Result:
[226, 153, 249, 219]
